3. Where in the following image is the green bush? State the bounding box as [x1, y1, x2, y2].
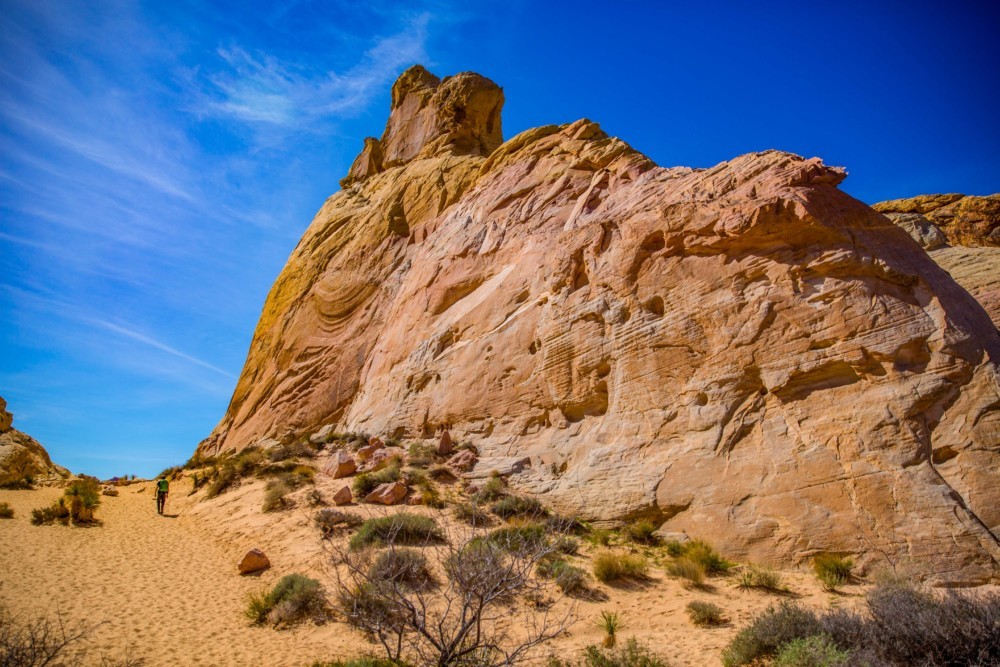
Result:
[668, 557, 706, 587]
[315, 509, 363, 537]
[474, 476, 506, 503]
[682, 539, 731, 575]
[573, 639, 669, 667]
[312, 659, 410, 667]
[772, 635, 850, 667]
[687, 600, 725, 626]
[663, 540, 685, 557]
[554, 536, 580, 555]
[738, 564, 784, 592]
[626, 520, 659, 545]
[246, 573, 328, 627]
[491, 495, 547, 519]
[453, 502, 494, 527]
[592, 551, 649, 584]
[65, 478, 101, 523]
[546, 513, 588, 535]
[479, 524, 549, 553]
[349, 513, 444, 550]
[538, 558, 589, 596]
[722, 602, 822, 667]
[586, 528, 614, 547]
[368, 549, 433, 589]
[31, 497, 70, 525]
[0, 502, 13, 518]
[813, 554, 853, 591]
[407, 442, 437, 468]
[352, 461, 401, 499]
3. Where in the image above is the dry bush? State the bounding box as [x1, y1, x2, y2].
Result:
[368, 549, 433, 590]
[205, 464, 238, 498]
[332, 524, 576, 666]
[686, 600, 725, 626]
[545, 514, 588, 536]
[353, 462, 402, 499]
[262, 479, 292, 512]
[479, 524, 549, 553]
[625, 521, 659, 545]
[406, 443, 437, 468]
[772, 635, 848, 667]
[246, 573, 328, 627]
[668, 557, 706, 587]
[474, 476, 506, 503]
[546, 638, 669, 667]
[349, 513, 444, 550]
[0, 503, 13, 519]
[592, 551, 649, 584]
[679, 539, 731, 575]
[491, 495, 547, 520]
[737, 564, 784, 592]
[427, 465, 457, 483]
[452, 502, 494, 528]
[0, 602, 100, 667]
[537, 558, 589, 596]
[315, 509, 364, 537]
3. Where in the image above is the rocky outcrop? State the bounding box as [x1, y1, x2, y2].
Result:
[0, 397, 68, 486]
[876, 194, 1000, 331]
[201, 67, 1000, 583]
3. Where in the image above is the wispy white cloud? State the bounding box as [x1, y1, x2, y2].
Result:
[196, 13, 430, 128]
[89, 319, 237, 380]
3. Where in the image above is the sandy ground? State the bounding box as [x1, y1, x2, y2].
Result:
[1, 470, 872, 667]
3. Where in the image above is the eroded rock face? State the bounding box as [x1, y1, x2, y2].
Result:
[876, 194, 1000, 333]
[0, 397, 68, 486]
[202, 68, 1000, 583]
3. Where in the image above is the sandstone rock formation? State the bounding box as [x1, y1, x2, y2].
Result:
[876, 194, 1000, 332]
[238, 548, 270, 575]
[201, 67, 1000, 583]
[0, 396, 68, 487]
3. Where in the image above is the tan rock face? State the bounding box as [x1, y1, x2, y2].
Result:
[201, 68, 1000, 583]
[876, 194, 1000, 333]
[323, 450, 356, 479]
[364, 481, 407, 505]
[0, 397, 67, 486]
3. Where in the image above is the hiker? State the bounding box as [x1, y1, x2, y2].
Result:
[156, 475, 169, 515]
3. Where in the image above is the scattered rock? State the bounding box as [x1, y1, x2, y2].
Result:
[310, 424, 335, 445]
[333, 485, 353, 506]
[361, 447, 404, 472]
[238, 549, 270, 575]
[364, 481, 408, 505]
[102, 485, 119, 497]
[368, 437, 383, 448]
[655, 530, 690, 545]
[357, 444, 381, 462]
[437, 430, 453, 456]
[324, 450, 357, 479]
[447, 449, 478, 473]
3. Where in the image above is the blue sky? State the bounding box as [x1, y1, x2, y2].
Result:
[2, 1, 998, 479]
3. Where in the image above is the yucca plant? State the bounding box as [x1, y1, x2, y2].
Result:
[595, 610, 624, 648]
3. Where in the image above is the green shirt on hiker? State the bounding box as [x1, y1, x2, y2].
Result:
[157, 478, 169, 493]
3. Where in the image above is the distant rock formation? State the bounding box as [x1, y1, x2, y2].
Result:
[0, 396, 68, 486]
[876, 194, 1000, 332]
[201, 67, 1000, 583]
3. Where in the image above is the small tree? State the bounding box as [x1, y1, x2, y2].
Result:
[330, 519, 576, 666]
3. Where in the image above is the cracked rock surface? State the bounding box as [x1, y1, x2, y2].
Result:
[200, 67, 1000, 584]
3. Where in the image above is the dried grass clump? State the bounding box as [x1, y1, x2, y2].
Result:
[668, 556, 706, 587]
[687, 600, 725, 626]
[349, 513, 444, 550]
[592, 551, 649, 584]
[813, 553, 853, 591]
[0, 502, 13, 519]
[245, 573, 328, 627]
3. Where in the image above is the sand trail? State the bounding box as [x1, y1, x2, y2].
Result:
[0, 484, 345, 667]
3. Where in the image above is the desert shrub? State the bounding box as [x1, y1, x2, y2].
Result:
[368, 549, 433, 589]
[0, 476, 34, 490]
[737, 564, 784, 592]
[315, 509, 363, 537]
[687, 600, 725, 626]
[722, 602, 822, 667]
[813, 554, 853, 591]
[772, 635, 849, 667]
[546, 513, 588, 535]
[407, 443, 436, 468]
[668, 557, 706, 587]
[349, 513, 444, 550]
[481, 524, 549, 553]
[403, 469, 444, 509]
[190, 471, 210, 494]
[65, 478, 101, 523]
[353, 462, 402, 499]
[474, 476, 506, 503]
[234, 448, 265, 476]
[592, 551, 649, 584]
[262, 479, 292, 512]
[682, 539, 731, 575]
[269, 441, 315, 462]
[205, 464, 238, 498]
[0, 603, 97, 666]
[0, 502, 13, 518]
[308, 489, 326, 506]
[31, 497, 70, 525]
[553, 536, 580, 555]
[246, 573, 328, 626]
[626, 520, 659, 545]
[537, 558, 589, 596]
[452, 502, 493, 527]
[427, 464, 456, 482]
[586, 528, 614, 547]
[595, 610, 624, 648]
[663, 539, 685, 557]
[491, 495, 547, 519]
[568, 639, 669, 667]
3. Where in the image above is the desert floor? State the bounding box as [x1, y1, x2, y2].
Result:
[1, 477, 870, 667]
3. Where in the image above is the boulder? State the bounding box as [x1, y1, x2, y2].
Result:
[0, 398, 68, 487]
[333, 485, 353, 506]
[447, 450, 478, 473]
[437, 430, 453, 456]
[360, 447, 403, 472]
[310, 424, 335, 445]
[238, 549, 270, 575]
[364, 481, 408, 505]
[467, 456, 531, 479]
[0, 397, 11, 433]
[356, 444, 381, 462]
[324, 450, 357, 479]
[102, 485, 119, 497]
